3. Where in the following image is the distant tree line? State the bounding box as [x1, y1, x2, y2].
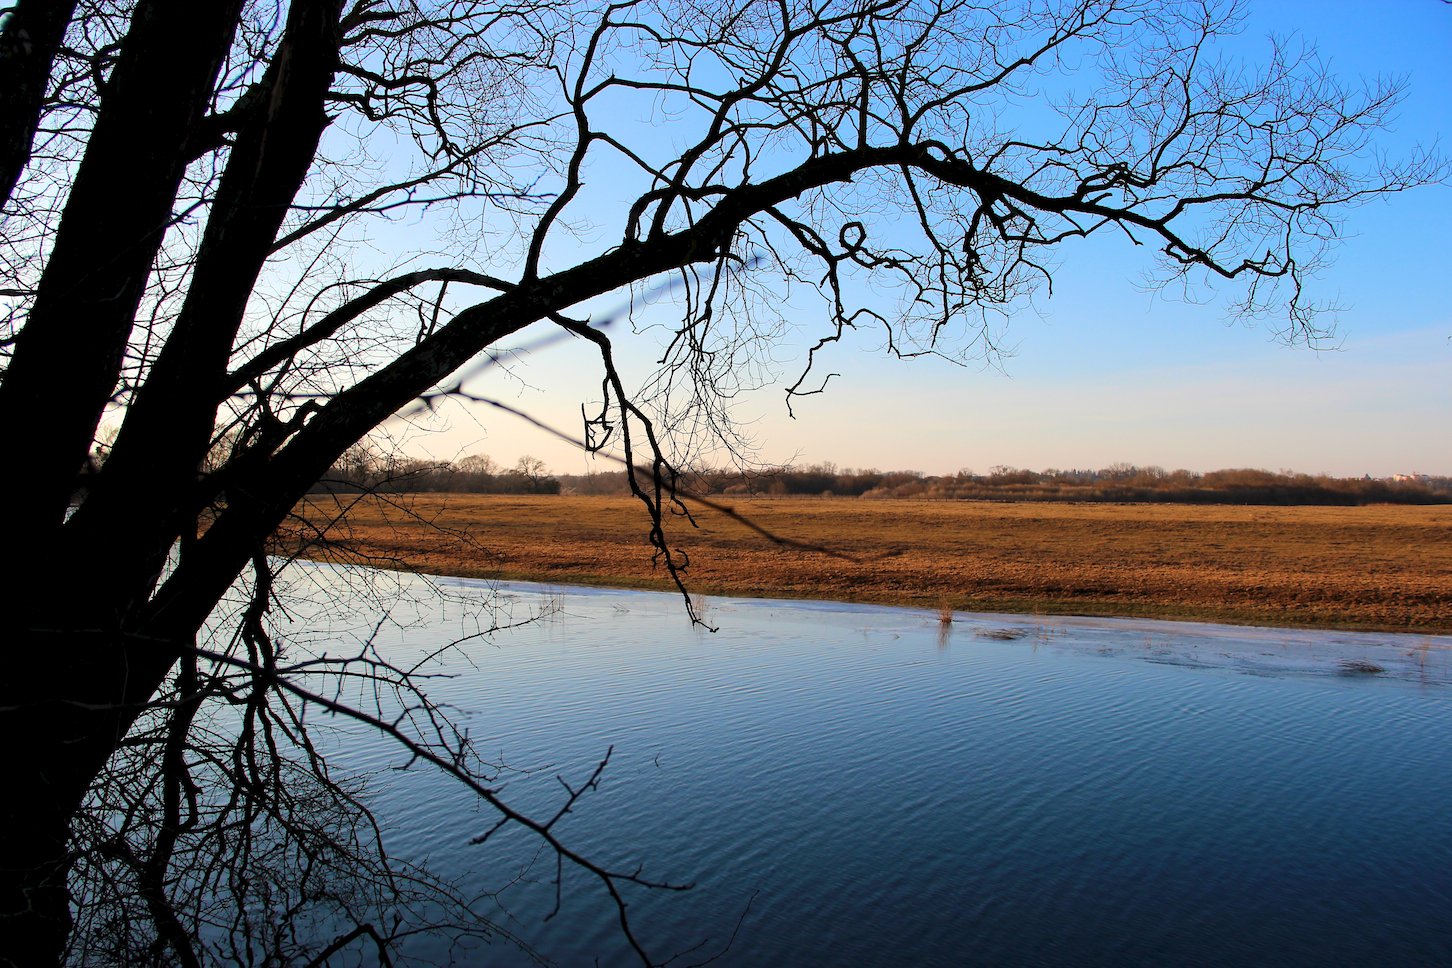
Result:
[311, 448, 561, 495]
[312, 453, 1450, 506]
[659, 463, 1452, 505]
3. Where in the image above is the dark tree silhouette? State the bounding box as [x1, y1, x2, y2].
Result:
[0, 0, 1437, 963]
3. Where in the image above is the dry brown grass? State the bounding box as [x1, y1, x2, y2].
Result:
[280, 493, 1452, 633]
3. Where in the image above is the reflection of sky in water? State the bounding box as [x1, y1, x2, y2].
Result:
[274, 564, 1452, 966]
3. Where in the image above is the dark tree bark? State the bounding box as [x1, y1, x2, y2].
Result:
[68, 0, 345, 619]
[0, 2, 245, 960]
[0, 0, 245, 567]
[0, 0, 79, 206]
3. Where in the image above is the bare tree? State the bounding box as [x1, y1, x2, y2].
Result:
[457, 453, 499, 478]
[0, 0, 1438, 963]
[513, 454, 550, 488]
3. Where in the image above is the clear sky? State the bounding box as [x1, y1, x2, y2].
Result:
[396, 0, 1451, 479]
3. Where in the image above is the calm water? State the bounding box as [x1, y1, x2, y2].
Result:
[278, 565, 1452, 966]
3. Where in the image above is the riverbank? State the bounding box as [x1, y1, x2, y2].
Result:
[280, 494, 1452, 633]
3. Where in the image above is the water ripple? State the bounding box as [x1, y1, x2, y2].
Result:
[279, 565, 1452, 966]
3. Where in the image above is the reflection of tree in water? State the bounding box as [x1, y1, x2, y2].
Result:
[72, 700, 498, 967]
[66, 561, 661, 966]
[63, 567, 508, 966]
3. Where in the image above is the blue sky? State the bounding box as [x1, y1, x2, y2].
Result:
[401, 0, 1451, 478]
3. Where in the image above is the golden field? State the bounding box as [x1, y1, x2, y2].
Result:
[281, 493, 1452, 633]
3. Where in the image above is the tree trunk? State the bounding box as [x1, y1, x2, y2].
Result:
[0, 793, 72, 968]
[0, 0, 78, 207]
[0, 628, 180, 967]
[0, 0, 244, 558]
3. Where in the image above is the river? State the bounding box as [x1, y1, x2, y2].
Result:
[273, 563, 1452, 966]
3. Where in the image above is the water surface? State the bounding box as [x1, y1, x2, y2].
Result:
[279, 565, 1452, 966]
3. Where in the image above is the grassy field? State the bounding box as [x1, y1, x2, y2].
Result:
[281, 493, 1452, 633]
